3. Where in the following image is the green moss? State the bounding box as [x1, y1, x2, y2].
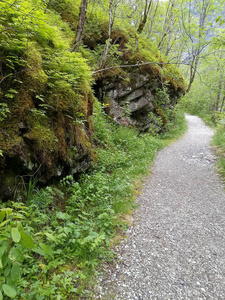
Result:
[83, 16, 108, 49]
[152, 100, 168, 124]
[163, 64, 186, 93]
[0, 134, 25, 156]
[47, 80, 80, 112]
[49, 0, 80, 31]
[75, 124, 97, 163]
[25, 44, 48, 92]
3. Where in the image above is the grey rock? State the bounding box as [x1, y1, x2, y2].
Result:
[95, 70, 184, 132]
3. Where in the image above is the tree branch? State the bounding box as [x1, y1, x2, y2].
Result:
[92, 61, 198, 75]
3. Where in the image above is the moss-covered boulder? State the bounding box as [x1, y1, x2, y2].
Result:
[0, 43, 95, 200]
[90, 28, 186, 132]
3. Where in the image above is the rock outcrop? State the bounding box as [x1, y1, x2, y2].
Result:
[0, 46, 95, 200]
[94, 66, 185, 133]
[86, 25, 186, 133]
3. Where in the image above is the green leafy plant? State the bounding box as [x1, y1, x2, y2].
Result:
[0, 203, 34, 299]
[0, 103, 10, 122]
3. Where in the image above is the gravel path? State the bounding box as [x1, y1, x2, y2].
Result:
[94, 115, 225, 300]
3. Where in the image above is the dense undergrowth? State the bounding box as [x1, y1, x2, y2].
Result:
[0, 103, 187, 299]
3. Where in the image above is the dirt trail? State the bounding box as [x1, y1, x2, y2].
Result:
[94, 115, 225, 300]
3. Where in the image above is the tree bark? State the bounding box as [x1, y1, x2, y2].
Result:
[215, 77, 222, 111]
[137, 0, 153, 34]
[184, 0, 213, 92]
[158, 0, 174, 50]
[219, 81, 225, 112]
[148, 0, 159, 37]
[99, 0, 113, 69]
[73, 0, 88, 50]
[220, 95, 225, 112]
[186, 53, 200, 93]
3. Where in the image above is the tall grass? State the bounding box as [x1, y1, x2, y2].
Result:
[212, 124, 225, 180]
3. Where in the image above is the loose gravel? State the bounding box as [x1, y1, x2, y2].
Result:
[93, 115, 225, 300]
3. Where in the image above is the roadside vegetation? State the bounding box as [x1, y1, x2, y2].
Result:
[0, 102, 186, 299]
[212, 124, 225, 181]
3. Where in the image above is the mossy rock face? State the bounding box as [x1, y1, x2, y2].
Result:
[0, 45, 95, 200]
[94, 66, 185, 132]
[90, 26, 185, 132]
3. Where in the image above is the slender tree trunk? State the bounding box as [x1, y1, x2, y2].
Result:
[73, 0, 88, 50]
[220, 96, 225, 112]
[186, 53, 201, 93]
[158, 0, 174, 50]
[185, 0, 212, 92]
[148, 0, 159, 37]
[137, 0, 153, 34]
[215, 77, 222, 111]
[220, 81, 225, 112]
[99, 0, 113, 69]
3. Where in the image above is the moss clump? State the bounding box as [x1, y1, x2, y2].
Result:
[48, 0, 80, 31]
[25, 44, 48, 92]
[83, 17, 109, 49]
[47, 80, 80, 112]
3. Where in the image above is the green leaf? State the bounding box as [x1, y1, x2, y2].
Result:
[0, 219, 10, 228]
[0, 211, 5, 223]
[44, 232, 56, 242]
[11, 228, 21, 243]
[11, 262, 20, 282]
[9, 248, 24, 262]
[0, 235, 8, 242]
[17, 221, 25, 233]
[2, 252, 9, 267]
[216, 16, 222, 22]
[33, 247, 46, 256]
[19, 231, 34, 249]
[6, 277, 14, 286]
[2, 208, 13, 218]
[0, 246, 7, 258]
[40, 243, 54, 259]
[2, 284, 17, 298]
[4, 264, 11, 277]
[0, 290, 3, 300]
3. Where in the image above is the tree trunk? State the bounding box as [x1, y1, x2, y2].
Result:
[180, 0, 215, 93]
[215, 78, 222, 111]
[220, 95, 225, 112]
[158, 0, 174, 50]
[220, 81, 225, 112]
[186, 53, 200, 93]
[137, 0, 153, 34]
[148, 0, 159, 37]
[73, 0, 88, 50]
[99, 0, 113, 69]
